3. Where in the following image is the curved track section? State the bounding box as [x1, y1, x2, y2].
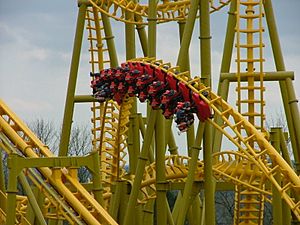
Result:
[86, 7, 132, 196]
[91, 58, 300, 220]
[88, 0, 231, 24]
[138, 152, 270, 203]
[0, 100, 118, 225]
[0, 133, 90, 224]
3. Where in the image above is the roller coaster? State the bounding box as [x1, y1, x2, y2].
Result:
[0, 0, 300, 224]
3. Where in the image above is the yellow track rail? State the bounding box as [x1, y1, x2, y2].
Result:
[0, 99, 118, 225]
[0, 54, 299, 222]
[86, 6, 132, 206]
[0, 134, 87, 224]
[88, 0, 231, 24]
[126, 58, 300, 220]
[137, 152, 270, 204]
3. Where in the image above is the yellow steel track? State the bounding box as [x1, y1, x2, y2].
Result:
[0, 100, 118, 225]
[126, 58, 300, 220]
[1, 1, 299, 224]
[86, 7, 132, 201]
[1, 57, 299, 223]
[1, 61, 300, 220]
[88, 0, 231, 24]
[0, 132, 90, 224]
[138, 152, 269, 204]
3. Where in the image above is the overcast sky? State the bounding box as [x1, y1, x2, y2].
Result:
[0, 0, 299, 129]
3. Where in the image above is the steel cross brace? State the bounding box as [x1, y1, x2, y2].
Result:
[5, 151, 101, 225]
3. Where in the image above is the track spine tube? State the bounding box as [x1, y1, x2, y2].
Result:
[59, 4, 86, 156]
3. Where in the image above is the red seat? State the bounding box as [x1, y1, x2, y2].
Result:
[166, 73, 177, 90]
[192, 93, 211, 121]
[178, 82, 191, 102]
[144, 64, 154, 76]
[121, 62, 128, 68]
[131, 62, 144, 74]
[127, 62, 137, 71]
[155, 68, 166, 82]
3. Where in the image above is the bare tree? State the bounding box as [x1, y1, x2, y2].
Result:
[266, 110, 289, 132]
[215, 191, 234, 225]
[28, 118, 58, 153]
[0, 151, 8, 190]
[0, 119, 55, 191]
[67, 125, 92, 183]
[266, 110, 294, 166]
[263, 201, 273, 225]
[28, 119, 93, 183]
